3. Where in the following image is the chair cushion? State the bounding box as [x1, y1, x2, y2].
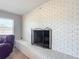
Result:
[0, 38, 4, 43]
[5, 35, 14, 44]
[0, 36, 6, 43]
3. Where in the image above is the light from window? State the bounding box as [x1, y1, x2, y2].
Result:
[0, 18, 14, 35]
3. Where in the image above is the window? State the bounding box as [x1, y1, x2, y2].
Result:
[0, 18, 14, 35]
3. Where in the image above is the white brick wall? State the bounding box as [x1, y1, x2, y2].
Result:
[23, 0, 79, 58]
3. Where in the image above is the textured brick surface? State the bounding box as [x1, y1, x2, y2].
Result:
[23, 0, 79, 58]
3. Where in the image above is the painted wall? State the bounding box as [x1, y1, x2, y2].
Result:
[0, 10, 22, 40]
[22, 0, 79, 58]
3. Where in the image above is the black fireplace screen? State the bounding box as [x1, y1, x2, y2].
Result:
[31, 29, 52, 49]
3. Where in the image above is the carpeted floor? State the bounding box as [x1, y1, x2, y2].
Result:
[7, 48, 29, 59]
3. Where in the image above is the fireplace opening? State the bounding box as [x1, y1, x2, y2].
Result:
[31, 29, 52, 49]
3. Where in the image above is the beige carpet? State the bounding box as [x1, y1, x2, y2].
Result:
[7, 48, 29, 59]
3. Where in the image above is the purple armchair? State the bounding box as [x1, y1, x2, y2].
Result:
[0, 35, 15, 59]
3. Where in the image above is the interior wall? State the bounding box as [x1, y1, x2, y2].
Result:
[23, 0, 79, 58]
[0, 10, 22, 40]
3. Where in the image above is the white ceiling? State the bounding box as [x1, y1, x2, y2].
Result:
[0, 0, 48, 15]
